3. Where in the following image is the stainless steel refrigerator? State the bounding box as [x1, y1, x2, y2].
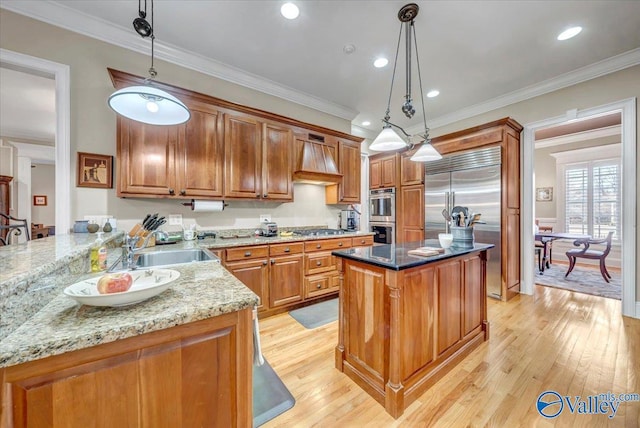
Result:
[424, 147, 502, 299]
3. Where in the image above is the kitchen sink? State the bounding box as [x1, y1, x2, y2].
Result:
[134, 248, 219, 268]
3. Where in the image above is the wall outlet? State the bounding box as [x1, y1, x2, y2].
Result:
[169, 214, 183, 226]
[260, 214, 271, 223]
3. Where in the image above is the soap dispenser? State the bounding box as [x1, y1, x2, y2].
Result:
[90, 232, 107, 272]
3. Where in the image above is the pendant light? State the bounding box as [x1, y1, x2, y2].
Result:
[370, 3, 441, 162]
[108, 0, 190, 125]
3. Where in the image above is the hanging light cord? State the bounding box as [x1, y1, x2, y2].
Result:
[412, 21, 430, 143]
[383, 24, 404, 125]
[148, 0, 157, 80]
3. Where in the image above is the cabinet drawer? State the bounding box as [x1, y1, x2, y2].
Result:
[304, 252, 336, 275]
[269, 242, 304, 256]
[304, 237, 352, 252]
[226, 245, 269, 261]
[351, 235, 374, 247]
[305, 273, 340, 299]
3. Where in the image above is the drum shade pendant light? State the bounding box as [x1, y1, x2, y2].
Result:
[370, 4, 441, 161]
[108, 0, 190, 125]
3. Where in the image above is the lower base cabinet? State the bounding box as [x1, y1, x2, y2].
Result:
[269, 254, 304, 307]
[1, 310, 253, 428]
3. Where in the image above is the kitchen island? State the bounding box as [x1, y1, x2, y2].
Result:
[332, 241, 493, 418]
[0, 233, 259, 427]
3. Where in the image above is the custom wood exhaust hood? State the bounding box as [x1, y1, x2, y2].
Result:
[293, 134, 343, 185]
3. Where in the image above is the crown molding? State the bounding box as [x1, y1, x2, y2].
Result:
[406, 48, 640, 135]
[0, 127, 55, 144]
[535, 124, 621, 148]
[0, 1, 359, 121]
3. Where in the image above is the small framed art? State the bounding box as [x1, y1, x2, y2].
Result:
[77, 152, 113, 189]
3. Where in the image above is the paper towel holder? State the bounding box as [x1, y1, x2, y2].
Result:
[181, 199, 228, 210]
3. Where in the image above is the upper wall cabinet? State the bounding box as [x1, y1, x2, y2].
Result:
[326, 138, 361, 204]
[117, 99, 223, 199]
[369, 153, 398, 189]
[223, 114, 293, 201]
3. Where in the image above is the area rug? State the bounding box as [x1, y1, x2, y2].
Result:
[253, 357, 295, 427]
[288, 298, 338, 329]
[535, 264, 621, 300]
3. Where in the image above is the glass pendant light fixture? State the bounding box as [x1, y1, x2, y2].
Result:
[108, 0, 190, 125]
[370, 3, 441, 161]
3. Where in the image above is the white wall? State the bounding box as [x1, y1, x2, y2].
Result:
[30, 163, 55, 226]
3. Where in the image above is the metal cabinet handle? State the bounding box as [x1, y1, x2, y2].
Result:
[262, 260, 267, 266]
[338, 243, 343, 247]
[180, 189, 186, 196]
[270, 259, 275, 265]
[168, 188, 175, 195]
[316, 284, 322, 289]
[316, 261, 322, 266]
[256, 194, 260, 198]
[284, 247, 290, 252]
[316, 244, 321, 249]
[263, 193, 267, 198]
[244, 251, 252, 257]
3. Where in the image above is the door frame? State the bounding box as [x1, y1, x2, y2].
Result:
[521, 98, 637, 318]
[0, 48, 71, 235]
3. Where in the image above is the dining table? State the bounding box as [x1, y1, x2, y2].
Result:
[534, 232, 591, 273]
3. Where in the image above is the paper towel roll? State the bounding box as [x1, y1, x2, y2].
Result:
[190, 200, 225, 212]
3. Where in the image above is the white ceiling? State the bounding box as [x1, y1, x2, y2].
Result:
[2, 0, 640, 139]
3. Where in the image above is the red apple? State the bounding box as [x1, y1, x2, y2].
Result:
[97, 272, 133, 294]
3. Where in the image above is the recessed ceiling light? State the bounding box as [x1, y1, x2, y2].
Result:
[374, 58, 389, 68]
[426, 90, 440, 98]
[280, 3, 299, 20]
[557, 26, 582, 41]
[343, 44, 356, 55]
[362, 121, 371, 126]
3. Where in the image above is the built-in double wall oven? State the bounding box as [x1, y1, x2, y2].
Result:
[369, 187, 395, 244]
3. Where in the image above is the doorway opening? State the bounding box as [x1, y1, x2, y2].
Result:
[522, 98, 637, 318]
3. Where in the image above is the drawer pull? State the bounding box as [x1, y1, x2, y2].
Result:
[180, 189, 186, 196]
[316, 284, 322, 289]
[338, 243, 343, 247]
[271, 259, 275, 265]
[361, 240, 365, 244]
[168, 188, 175, 195]
[316, 261, 322, 266]
[316, 244, 321, 249]
[284, 247, 290, 252]
[262, 261, 268, 266]
[244, 251, 252, 257]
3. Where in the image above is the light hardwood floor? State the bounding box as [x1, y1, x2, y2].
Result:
[259, 285, 640, 427]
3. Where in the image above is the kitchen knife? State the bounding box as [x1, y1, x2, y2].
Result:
[142, 214, 151, 229]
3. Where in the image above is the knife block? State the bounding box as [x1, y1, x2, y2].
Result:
[128, 224, 156, 248]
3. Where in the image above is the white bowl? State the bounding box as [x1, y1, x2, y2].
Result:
[438, 233, 453, 249]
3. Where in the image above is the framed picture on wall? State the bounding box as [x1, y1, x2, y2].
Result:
[536, 187, 553, 202]
[33, 195, 47, 206]
[77, 152, 113, 189]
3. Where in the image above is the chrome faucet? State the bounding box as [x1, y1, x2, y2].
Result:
[108, 231, 163, 272]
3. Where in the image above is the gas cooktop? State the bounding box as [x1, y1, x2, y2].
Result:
[293, 228, 347, 236]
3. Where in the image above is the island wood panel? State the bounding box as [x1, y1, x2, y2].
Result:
[119, 118, 177, 195]
[436, 260, 463, 355]
[177, 101, 224, 198]
[400, 267, 436, 380]
[344, 262, 387, 389]
[223, 114, 262, 199]
[463, 256, 483, 336]
[1, 310, 252, 428]
[269, 254, 304, 307]
[262, 123, 294, 200]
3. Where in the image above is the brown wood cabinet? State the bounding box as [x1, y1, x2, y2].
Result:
[1, 310, 253, 427]
[369, 153, 398, 189]
[430, 117, 522, 300]
[262, 123, 294, 201]
[225, 245, 269, 310]
[397, 184, 424, 244]
[400, 151, 424, 186]
[268, 243, 304, 308]
[326, 138, 361, 204]
[0, 175, 11, 244]
[335, 249, 488, 418]
[118, 100, 223, 199]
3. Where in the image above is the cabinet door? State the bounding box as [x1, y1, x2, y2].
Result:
[226, 258, 269, 310]
[369, 159, 381, 189]
[402, 229, 424, 243]
[398, 184, 424, 244]
[381, 156, 397, 188]
[118, 118, 178, 196]
[401, 153, 424, 186]
[335, 139, 361, 203]
[269, 254, 304, 307]
[177, 102, 224, 198]
[224, 114, 262, 199]
[262, 123, 293, 201]
[463, 255, 483, 336]
[436, 260, 462, 356]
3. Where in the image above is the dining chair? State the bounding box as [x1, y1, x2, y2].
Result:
[535, 220, 553, 267]
[565, 231, 614, 283]
[0, 213, 31, 245]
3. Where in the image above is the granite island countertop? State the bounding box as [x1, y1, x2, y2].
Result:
[332, 240, 495, 271]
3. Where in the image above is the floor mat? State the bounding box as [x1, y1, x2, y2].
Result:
[535, 263, 621, 300]
[253, 357, 295, 427]
[288, 298, 338, 329]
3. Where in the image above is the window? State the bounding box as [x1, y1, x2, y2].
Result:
[564, 160, 620, 239]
